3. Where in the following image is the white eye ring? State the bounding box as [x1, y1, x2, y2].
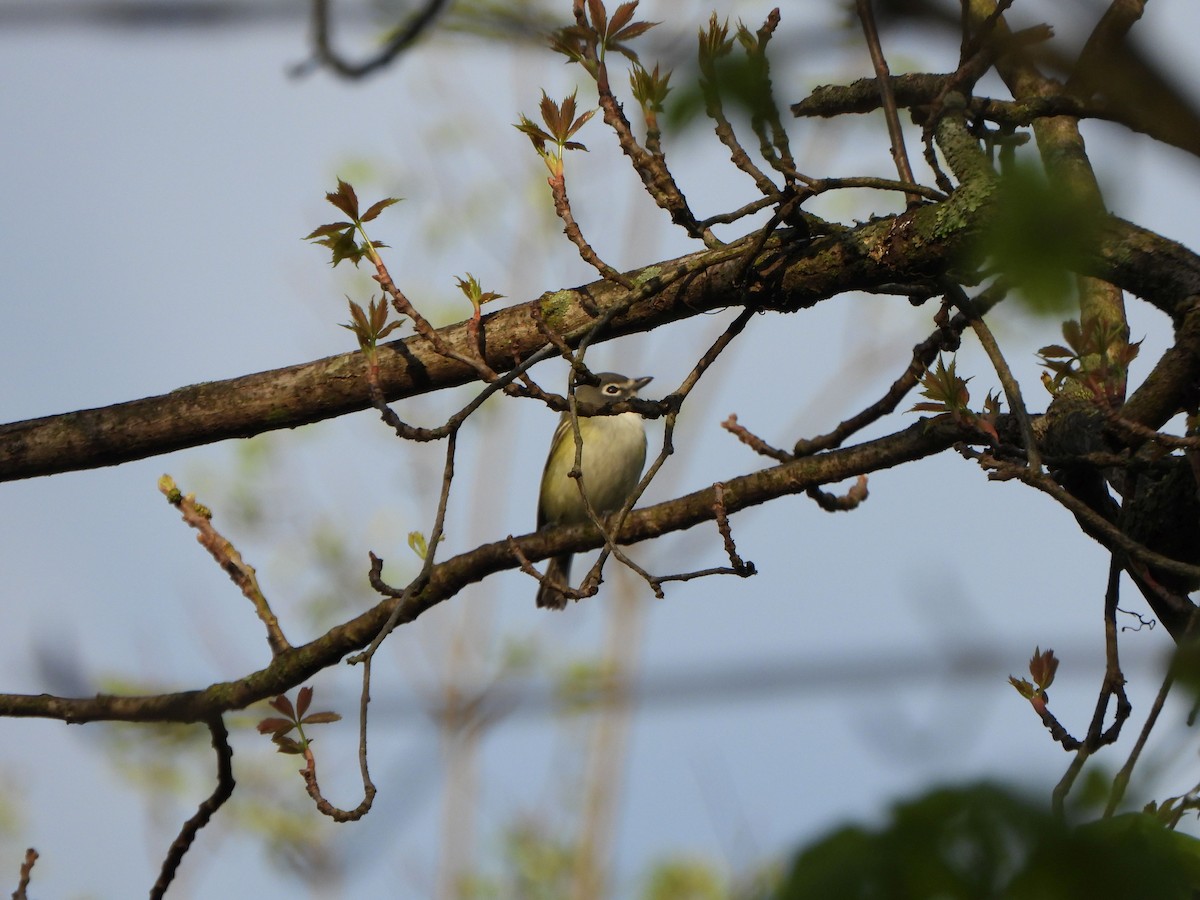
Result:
[604, 384, 620, 394]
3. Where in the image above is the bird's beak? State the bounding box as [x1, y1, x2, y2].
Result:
[632, 376, 653, 392]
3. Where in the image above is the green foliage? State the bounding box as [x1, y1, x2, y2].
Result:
[630, 62, 672, 114]
[640, 857, 726, 900]
[455, 272, 505, 318]
[408, 529, 442, 560]
[772, 783, 1200, 900]
[666, 15, 778, 132]
[698, 12, 734, 62]
[1038, 317, 1140, 404]
[460, 820, 578, 900]
[981, 163, 1098, 315]
[340, 295, 403, 352]
[306, 179, 406, 354]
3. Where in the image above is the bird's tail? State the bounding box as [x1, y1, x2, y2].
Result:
[536, 553, 574, 610]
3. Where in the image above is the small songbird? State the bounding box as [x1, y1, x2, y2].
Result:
[536, 372, 653, 609]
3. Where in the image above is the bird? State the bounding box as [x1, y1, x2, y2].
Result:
[536, 372, 652, 609]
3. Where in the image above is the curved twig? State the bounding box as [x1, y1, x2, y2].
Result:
[150, 717, 235, 900]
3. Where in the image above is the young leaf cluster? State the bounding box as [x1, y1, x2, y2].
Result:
[549, 0, 657, 71]
[256, 687, 342, 755]
[304, 178, 400, 268]
[340, 296, 403, 353]
[455, 272, 505, 318]
[1009, 646, 1059, 713]
[629, 63, 671, 117]
[698, 12, 733, 64]
[1038, 318, 1141, 404]
[911, 355, 1002, 441]
[306, 179, 406, 353]
[515, 91, 597, 177]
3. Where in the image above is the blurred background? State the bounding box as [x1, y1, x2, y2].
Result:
[3, 0, 1200, 896]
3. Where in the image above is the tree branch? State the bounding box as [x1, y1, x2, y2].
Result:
[149, 717, 235, 899]
[304, 0, 450, 80]
[0, 419, 962, 725]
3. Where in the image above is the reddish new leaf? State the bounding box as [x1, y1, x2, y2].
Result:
[361, 196, 401, 222]
[269, 694, 295, 719]
[326, 178, 360, 219]
[304, 221, 354, 240]
[256, 717, 295, 736]
[296, 685, 314, 719]
[300, 711, 343, 726]
[608, 0, 637, 35]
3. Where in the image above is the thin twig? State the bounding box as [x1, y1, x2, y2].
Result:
[795, 283, 1010, 456]
[945, 282, 1042, 472]
[807, 476, 870, 512]
[854, 0, 919, 205]
[364, 343, 555, 443]
[723, 414, 792, 462]
[159, 476, 290, 657]
[369, 249, 498, 381]
[744, 9, 799, 187]
[548, 172, 633, 288]
[11, 848, 37, 900]
[150, 718, 235, 900]
[699, 195, 782, 228]
[712, 482, 755, 576]
[1106, 605, 1200, 816]
[1010, 466, 1200, 585]
[298, 737, 376, 822]
[805, 175, 947, 203]
[1052, 558, 1131, 814]
[357, 432, 459, 654]
[302, 0, 450, 80]
[576, 5, 718, 246]
[317, 431, 461, 821]
[699, 19, 781, 199]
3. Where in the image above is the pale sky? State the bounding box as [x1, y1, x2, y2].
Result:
[3, 1, 1200, 896]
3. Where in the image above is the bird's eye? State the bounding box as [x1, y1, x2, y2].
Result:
[604, 384, 620, 394]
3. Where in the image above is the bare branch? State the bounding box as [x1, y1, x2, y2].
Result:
[159, 475, 290, 657]
[806, 476, 869, 512]
[944, 282, 1042, 472]
[1106, 608, 1200, 816]
[548, 171, 634, 288]
[1052, 559, 1131, 814]
[722, 414, 792, 462]
[6, 205, 1200, 483]
[150, 718, 235, 900]
[11, 848, 37, 900]
[854, 0, 919, 205]
[0, 420, 964, 725]
[302, 0, 450, 80]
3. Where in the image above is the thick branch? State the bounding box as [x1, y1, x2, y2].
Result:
[0, 209, 961, 481]
[794, 75, 1200, 161]
[5, 198, 1200, 483]
[1121, 300, 1200, 430]
[0, 419, 962, 724]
